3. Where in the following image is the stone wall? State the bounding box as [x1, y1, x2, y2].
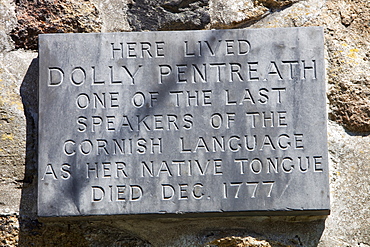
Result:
[0, 0, 369, 246]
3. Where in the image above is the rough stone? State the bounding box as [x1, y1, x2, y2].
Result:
[0, 0, 17, 52]
[0, 215, 19, 246]
[208, 0, 302, 29]
[307, 0, 370, 133]
[17, 219, 152, 246]
[90, 0, 131, 32]
[208, 0, 268, 29]
[10, 0, 102, 50]
[328, 83, 370, 132]
[0, 50, 37, 215]
[248, 0, 324, 28]
[0, 0, 17, 32]
[12, 215, 327, 246]
[321, 121, 370, 246]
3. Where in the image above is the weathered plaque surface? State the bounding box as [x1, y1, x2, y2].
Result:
[38, 27, 330, 217]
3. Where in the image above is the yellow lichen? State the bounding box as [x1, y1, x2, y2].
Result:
[209, 236, 273, 247]
[1, 133, 14, 141]
[348, 48, 359, 59]
[348, 49, 358, 59]
[14, 101, 24, 111]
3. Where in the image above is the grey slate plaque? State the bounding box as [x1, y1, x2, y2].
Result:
[38, 27, 330, 217]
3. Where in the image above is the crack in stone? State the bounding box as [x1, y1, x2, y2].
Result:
[255, 0, 299, 10]
[161, 0, 207, 13]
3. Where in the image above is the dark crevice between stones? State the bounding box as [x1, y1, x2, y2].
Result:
[227, 13, 270, 29]
[127, 0, 210, 31]
[161, 0, 208, 13]
[340, 13, 354, 28]
[270, 2, 296, 12]
[256, 0, 298, 11]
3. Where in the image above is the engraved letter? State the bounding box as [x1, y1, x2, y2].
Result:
[250, 158, 262, 174]
[247, 62, 259, 81]
[238, 40, 250, 55]
[77, 116, 87, 132]
[41, 164, 57, 180]
[111, 42, 123, 59]
[156, 41, 165, 57]
[184, 41, 195, 57]
[64, 140, 76, 156]
[281, 157, 294, 173]
[76, 93, 90, 109]
[162, 184, 175, 200]
[71, 67, 86, 86]
[123, 65, 142, 84]
[92, 186, 104, 202]
[130, 185, 143, 201]
[314, 156, 323, 172]
[192, 183, 203, 199]
[159, 65, 172, 84]
[210, 113, 222, 129]
[267, 61, 283, 80]
[48, 67, 64, 86]
[301, 60, 317, 80]
[132, 92, 145, 108]
[61, 164, 71, 180]
[179, 184, 188, 200]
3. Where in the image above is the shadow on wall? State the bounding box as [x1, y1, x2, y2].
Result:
[18, 58, 42, 244]
[16, 52, 327, 247]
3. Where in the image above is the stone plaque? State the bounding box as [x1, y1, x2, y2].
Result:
[38, 27, 330, 217]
